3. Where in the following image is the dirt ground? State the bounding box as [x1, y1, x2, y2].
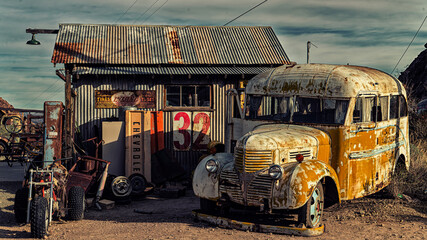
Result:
[0, 181, 426, 240]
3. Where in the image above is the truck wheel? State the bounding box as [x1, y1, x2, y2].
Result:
[298, 182, 324, 228]
[111, 176, 132, 198]
[129, 174, 147, 196]
[14, 188, 29, 223]
[30, 197, 49, 238]
[200, 198, 217, 214]
[68, 186, 85, 221]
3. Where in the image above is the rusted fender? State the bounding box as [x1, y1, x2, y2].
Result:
[272, 160, 340, 209]
[193, 153, 234, 200]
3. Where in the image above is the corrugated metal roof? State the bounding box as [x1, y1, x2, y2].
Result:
[52, 24, 290, 65]
[72, 66, 274, 75]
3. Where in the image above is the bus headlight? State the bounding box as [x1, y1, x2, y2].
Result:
[268, 165, 283, 180]
[205, 159, 219, 173]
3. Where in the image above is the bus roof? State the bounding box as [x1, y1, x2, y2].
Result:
[246, 64, 406, 98]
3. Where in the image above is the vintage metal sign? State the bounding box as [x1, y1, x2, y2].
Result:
[173, 111, 211, 151]
[95, 90, 156, 109]
[125, 110, 151, 181]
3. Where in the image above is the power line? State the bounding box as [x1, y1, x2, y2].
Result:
[114, 0, 139, 24]
[23, 1, 274, 109]
[390, 14, 427, 75]
[43, 84, 65, 101]
[132, 0, 161, 25]
[22, 80, 63, 108]
[141, 0, 169, 24]
[223, 0, 268, 26]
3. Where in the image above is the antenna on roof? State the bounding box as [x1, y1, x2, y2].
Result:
[307, 41, 318, 64]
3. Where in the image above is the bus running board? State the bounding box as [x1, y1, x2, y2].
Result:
[192, 210, 324, 237]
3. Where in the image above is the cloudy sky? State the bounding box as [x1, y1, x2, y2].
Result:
[0, 0, 426, 109]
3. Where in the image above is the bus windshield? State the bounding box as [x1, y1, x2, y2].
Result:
[245, 95, 349, 125]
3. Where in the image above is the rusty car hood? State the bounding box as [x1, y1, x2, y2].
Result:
[236, 124, 330, 151]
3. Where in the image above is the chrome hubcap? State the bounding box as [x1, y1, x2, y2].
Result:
[309, 187, 322, 226]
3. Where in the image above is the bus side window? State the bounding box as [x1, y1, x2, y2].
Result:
[247, 95, 263, 118]
[390, 95, 398, 119]
[271, 97, 291, 121]
[335, 100, 349, 124]
[379, 96, 389, 121]
[353, 98, 362, 123]
[399, 95, 408, 117]
[260, 96, 272, 116]
[353, 96, 377, 123]
[366, 97, 376, 122]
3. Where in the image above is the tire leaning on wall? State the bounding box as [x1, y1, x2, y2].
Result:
[68, 186, 85, 221]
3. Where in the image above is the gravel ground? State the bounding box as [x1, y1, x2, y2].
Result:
[1, 180, 427, 240]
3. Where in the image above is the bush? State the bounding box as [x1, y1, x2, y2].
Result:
[409, 112, 427, 142]
[389, 140, 427, 200]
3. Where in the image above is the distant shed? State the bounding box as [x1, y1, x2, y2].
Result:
[51, 23, 290, 174]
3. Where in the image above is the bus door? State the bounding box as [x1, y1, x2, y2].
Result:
[348, 94, 378, 198]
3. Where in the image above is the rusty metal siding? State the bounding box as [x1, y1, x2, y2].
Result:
[74, 76, 233, 174]
[52, 24, 290, 65]
[162, 81, 234, 173]
[74, 77, 160, 142]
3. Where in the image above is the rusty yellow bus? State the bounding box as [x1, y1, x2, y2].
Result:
[193, 64, 410, 228]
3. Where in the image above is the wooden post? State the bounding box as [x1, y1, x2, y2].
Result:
[64, 70, 73, 162]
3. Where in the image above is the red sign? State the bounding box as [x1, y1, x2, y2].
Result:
[111, 92, 141, 106]
[95, 90, 156, 109]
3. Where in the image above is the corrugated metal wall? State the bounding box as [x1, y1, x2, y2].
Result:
[163, 82, 234, 172]
[74, 75, 234, 174]
[74, 77, 159, 139]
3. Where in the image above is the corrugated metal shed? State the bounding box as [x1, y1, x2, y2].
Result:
[72, 66, 274, 75]
[52, 24, 290, 65]
[54, 23, 291, 175]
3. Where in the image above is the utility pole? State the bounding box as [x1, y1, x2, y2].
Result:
[307, 41, 318, 64]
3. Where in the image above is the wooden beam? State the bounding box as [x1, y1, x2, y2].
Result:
[56, 70, 66, 82]
[26, 28, 58, 34]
